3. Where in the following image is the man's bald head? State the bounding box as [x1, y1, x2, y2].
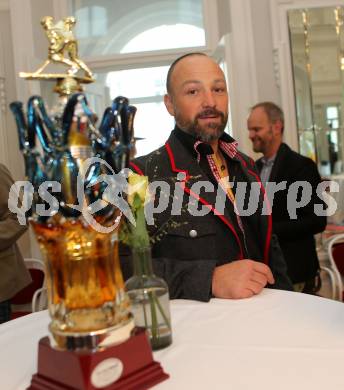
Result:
[166, 52, 207, 95]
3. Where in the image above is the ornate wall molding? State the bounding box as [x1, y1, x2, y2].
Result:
[0, 76, 9, 166]
[0, 77, 6, 113]
[272, 48, 281, 88]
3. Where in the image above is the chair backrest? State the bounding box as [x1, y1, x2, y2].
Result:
[32, 286, 48, 312]
[320, 266, 337, 300]
[11, 258, 46, 306]
[332, 242, 344, 275]
[327, 234, 344, 301]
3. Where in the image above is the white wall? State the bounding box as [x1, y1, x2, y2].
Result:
[224, 0, 283, 157]
[250, 0, 281, 105]
[0, 4, 31, 258]
[0, 10, 22, 179]
[0, 0, 56, 259]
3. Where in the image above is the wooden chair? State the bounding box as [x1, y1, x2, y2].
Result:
[319, 266, 338, 300]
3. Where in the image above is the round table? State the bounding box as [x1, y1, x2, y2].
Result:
[1, 289, 344, 390]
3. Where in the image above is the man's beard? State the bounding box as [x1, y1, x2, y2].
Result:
[252, 126, 273, 153]
[176, 108, 228, 142]
[252, 141, 263, 153]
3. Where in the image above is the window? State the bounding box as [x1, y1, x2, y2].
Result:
[103, 66, 173, 156]
[75, 6, 107, 38]
[121, 24, 205, 53]
[66, 0, 223, 156]
[326, 106, 339, 129]
[70, 0, 206, 56]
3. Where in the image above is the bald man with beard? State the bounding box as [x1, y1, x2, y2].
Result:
[122, 54, 292, 301]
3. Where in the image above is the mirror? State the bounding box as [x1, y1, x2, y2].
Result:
[288, 6, 344, 176]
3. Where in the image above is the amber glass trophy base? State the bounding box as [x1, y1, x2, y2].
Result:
[28, 328, 169, 390]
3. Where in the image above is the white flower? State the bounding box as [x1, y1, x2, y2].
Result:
[128, 172, 149, 206]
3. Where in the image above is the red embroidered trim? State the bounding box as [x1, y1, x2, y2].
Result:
[129, 162, 144, 176]
[165, 141, 244, 259]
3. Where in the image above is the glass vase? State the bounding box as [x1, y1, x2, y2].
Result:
[125, 246, 172, 350]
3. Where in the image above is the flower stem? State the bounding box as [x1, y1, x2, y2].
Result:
[141, 286, 148, 329]
[152, 291, 171, 330]
[131, 205, 150, 249]
[148, 290, 158, 342]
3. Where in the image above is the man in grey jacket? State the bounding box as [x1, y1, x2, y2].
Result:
[248, 102, 326, 292]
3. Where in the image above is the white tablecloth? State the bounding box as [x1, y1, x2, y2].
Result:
[1, 289, 344, 390]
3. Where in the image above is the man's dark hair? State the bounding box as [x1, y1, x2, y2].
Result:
[251, 101, 284, 132]
[166, 52, 207, 94]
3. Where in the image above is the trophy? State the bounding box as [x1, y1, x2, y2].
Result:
[10, 16, 168, 389]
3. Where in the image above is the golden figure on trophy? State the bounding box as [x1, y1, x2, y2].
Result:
[20, 16, 94, 95]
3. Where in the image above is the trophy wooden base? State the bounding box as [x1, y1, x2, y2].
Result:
[28, 328, 169, 390]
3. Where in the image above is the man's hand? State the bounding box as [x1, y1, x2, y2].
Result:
[212, 260, 275, 299]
